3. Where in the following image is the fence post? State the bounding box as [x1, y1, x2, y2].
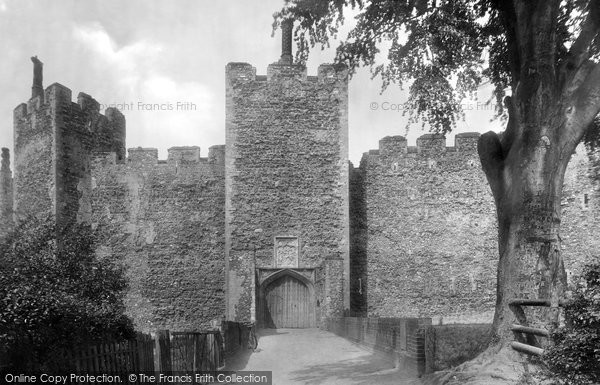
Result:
[155, 330, 171, 376]
[215, 331, 224, 368]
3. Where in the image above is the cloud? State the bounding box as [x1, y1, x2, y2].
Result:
[0, 1, 7, 12]
[72, 23, 162, 89]
[71, 23, 219, 156]
[140, 75, 213, 117]
[136, 74, 216, 145]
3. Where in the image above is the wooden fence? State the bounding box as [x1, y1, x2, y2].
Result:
[221, 321, 251, 357]
[66, 330, 227, 375]
[4, 323, 250, 376]
[169, 331, 224, 372]
[63, 332, 155, 376]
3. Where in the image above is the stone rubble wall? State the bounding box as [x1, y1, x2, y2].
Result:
[224, 62, 350, 323]
[6, 73, 600, 335]
[351, 133, 600, 321]
[90, 145, 226, 332]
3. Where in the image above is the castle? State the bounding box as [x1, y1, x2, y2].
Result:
[2, 23, 599, 332]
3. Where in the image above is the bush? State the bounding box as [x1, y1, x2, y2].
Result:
[0, 216, 134, 371]
[543, 263, 600, 385]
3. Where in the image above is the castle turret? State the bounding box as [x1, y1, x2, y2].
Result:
[13, 58, 126, 230]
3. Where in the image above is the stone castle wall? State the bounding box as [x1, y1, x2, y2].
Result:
[13, 87, 58, 222]
[351, 133, 600, 323]
[12, 84, 125, 231]
[8, 82, 226, 332]
[561, 145, 600, 282]
[90, 146, 225, 332]
[225, 62, 349, 323]
[4, 61, 599, 333]
[352, 133, 498, 322]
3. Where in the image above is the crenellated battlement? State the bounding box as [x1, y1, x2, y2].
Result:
[13, 82, 70, 119]
[454, 132, 480, 152]
[128, 147, 158, 165]
[14, 83, 127, 161]
[208, 145, 225, 168]
[225, 62, 348, 85]
[416, 133, 447, 155]
[93, 145, 225, 175]
[364, 132, 481, 164]
[14, 83, 124, 124]
[15, 83, 76, 117]
[168, 146, 200, 164]
[11, 60, 226, 186]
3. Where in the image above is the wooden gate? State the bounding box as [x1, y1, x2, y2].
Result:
[261, 273, 314, 328]
[170, 331, 223, 372]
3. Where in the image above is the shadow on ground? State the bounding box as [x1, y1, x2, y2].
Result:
[257, 328, 289, 337]
[224, 328, 288, 371]
[290, 356, 424, 385]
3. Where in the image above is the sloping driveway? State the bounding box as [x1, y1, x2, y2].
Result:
[224, 328, 424, 385]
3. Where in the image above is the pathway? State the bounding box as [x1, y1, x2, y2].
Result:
[224, 328, 424, 385]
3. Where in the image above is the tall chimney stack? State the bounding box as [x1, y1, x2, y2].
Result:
[279, 19, 293, 64]
[31, 56, 44, 101]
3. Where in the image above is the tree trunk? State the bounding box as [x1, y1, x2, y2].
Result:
[477, 71, 582, 343]
[428, 95, 589, 384]
[426, 1, 600, 383]
[479, 0, 600, 354]
[486, 127, 569, 343]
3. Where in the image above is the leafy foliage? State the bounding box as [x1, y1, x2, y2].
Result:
[274, 0, 600, 135]
[0, 216, 134, 371]
[583, 115, 600, 150]
[543, 263, 600, 385]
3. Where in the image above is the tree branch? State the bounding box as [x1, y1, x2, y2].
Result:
[513, 1, 560, 73]
[478, 131, 505, 203]
[500, 96, 519, 156]
[576, 62, 600, 119]
[566, 62, 600, 144]
[494, 1, 521, 84]
[563, 60, 596, 99]
[564, 1, 600, 72]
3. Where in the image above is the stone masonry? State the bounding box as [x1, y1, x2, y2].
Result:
[350, 133, 600, 322]
[7, 71, 226, 332]
[224, 60, 350, 325]
[89, 145, 225, 331]
[1, 29, 599, 332]
[351, 133, 500, 322]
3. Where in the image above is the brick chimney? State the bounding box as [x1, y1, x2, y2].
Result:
[279, 19, 293, 64]
[31, 56, 44, 101]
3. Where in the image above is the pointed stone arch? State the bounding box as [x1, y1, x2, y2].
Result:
[257, 269, 316, 328]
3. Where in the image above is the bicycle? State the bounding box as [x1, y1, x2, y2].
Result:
[243, 321, 258, 351]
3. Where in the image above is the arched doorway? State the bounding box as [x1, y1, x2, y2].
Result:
[258, 269, 315, 328]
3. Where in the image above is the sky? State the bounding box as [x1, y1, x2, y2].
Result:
[0, 0, 503, 164]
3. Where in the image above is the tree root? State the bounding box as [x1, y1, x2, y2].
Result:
[419, 343, 549, 385]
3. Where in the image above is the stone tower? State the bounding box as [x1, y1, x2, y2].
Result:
[225, 20, 350, 326]
[12, 58, 125, 231]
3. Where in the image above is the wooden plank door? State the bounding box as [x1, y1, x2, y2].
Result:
[263, 274, 312, 328]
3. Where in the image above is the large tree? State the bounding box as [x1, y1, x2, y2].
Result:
[275, 0, 600, 383]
